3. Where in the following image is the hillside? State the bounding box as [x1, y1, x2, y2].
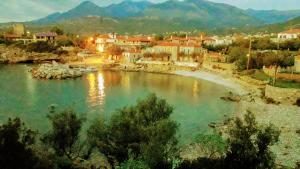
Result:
[31, 0, 261, 33]
[141, 0, 260, 27]
[245, 9, 300, 24]
[2, 0, 300, 35]
[258, 16, 300, 32]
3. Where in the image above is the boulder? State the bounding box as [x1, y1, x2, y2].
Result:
[31, 61, 83, 80]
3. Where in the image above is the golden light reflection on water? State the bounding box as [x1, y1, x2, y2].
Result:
[121, 74, 131, 92]
[97, 73, 105, 105]
[25, 70, 37, 106]
[87, 73, 105, 108]
[192, 80, 199, 98]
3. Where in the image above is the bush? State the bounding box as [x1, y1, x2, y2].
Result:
[26, 41, 57, 53]
[57, 40, 74, 47]
[41, 108, 86, 160]
[0, 118, 40, 169]
[53, 49, 68, 55]
[193, 134, 227, 158]
[295, 98, 300, 107]
[224, 111, 280, 169]
[179, 112, 280, 169]
[87, 94, 179, 169]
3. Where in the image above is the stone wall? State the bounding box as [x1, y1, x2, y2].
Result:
[265, 85, 300, 104]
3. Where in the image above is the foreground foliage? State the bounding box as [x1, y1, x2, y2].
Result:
[179, 111, 280, 169]
[0, 118, 39, 169]
[0, 96, 284, 169]
[87, 94, 179, 169]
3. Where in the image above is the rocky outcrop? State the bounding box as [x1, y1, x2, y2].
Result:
[30, 61, 82, 79]
[0, 45, 60, 63]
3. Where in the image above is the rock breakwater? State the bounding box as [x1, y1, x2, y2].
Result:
[30, 61, 82, 79]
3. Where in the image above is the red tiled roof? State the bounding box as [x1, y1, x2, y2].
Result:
[126, 37, 152, 42]
[3, 34, 22, 38]
[170, 36, 200, 40]
[279, 29, 300, 34]
[156, 42, 179, 47]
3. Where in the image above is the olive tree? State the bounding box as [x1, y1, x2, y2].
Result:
[87, 94, 179, 169]
[0, 118, 39, 169]
[224, 111, 280, 169]
[41, 108, 85, 160]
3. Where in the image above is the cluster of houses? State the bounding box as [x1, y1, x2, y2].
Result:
[2, 24, 300, 71]
[93, 33, 233, 65]
[3, 24, 57, 44]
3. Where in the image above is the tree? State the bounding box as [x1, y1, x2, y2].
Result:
[0, 118, 39, 169]
[224, 111, 280, 169]
[193, 134, 227, 159]
[51, 26, 64, 35]
[41, 108, 85, 161]
[155, 34, 164, 41]
[87, 94, 179, 169]
[117, 158, 150, 169]
[227, 46, 248, 63]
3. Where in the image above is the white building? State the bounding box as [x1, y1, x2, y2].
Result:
[122, 50, 143, 63]
[95, 33, 117, 52]
[203, 36, 233, 46]
[278, 29, 300, 41]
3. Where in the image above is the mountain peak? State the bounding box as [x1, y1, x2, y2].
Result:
[76, 1, 99, 8]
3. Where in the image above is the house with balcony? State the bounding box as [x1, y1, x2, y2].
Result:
[33, 32, 57, 42]
[278, 29, 300, 41]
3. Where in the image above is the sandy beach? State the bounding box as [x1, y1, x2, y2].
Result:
[173, 69, 300, 168]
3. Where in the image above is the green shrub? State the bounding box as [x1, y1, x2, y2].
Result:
[87, 94, 178, 169]
[296, 98, 300, 107]
[26, 41, 57, 53]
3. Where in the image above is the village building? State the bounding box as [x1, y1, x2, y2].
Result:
[95, 33, 118, 53]
[3, 34, 22, 41]
[122, 49, 143, 63]
[168, 36, 201, 45]
[2, 24, 26, 41]
[117, 36, 153, 47]
[278, 29, 300, 41]
[203, 36, 233, 46]
[152, 42, 205, 62]
[153, 42, 178, 61]
[33, 32, 57, 42]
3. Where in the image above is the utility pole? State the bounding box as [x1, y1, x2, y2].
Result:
[247, 36, 252, 70]
[273, 42, 280, 86]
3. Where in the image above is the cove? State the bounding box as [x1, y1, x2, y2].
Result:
[0, 64, 238, 143]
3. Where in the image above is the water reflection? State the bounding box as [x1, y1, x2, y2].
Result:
[87, 73, 105, 108]
[97, 73, 105, 105]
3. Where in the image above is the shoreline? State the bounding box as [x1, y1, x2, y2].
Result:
[103, 65, 300, 168]
[2, 62, 300, 168]
[172, 70, 248, 95]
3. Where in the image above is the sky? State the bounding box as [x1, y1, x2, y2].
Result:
[1, 0, 300, 23]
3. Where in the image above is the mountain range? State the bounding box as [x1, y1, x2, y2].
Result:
[2, 0, 300, 34]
